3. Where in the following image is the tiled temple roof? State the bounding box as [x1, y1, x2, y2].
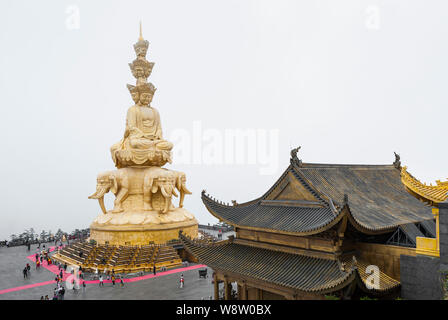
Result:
[202, 194, 342, 235]
[180, 234, 355, 293]
[400, 166, 448, 205]
[202, 162, 433, 235]
[180, 233, 400, 294]
[297, 163, 433, 232]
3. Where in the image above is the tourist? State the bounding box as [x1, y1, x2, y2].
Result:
[63, 262, 67, 271]
[52, 293, 58, 300]
[180, 274, 184, 288]
[36, 259, 40, 269]
[59, 286, 65, 300]
[59, 269, 63, 279]
[120, 276, 124, 287]
[26, 263, 31, 277]
[40, 296, 44, 300]
[99, 275, 104, 287]
[153, 264, 156, 275]
[44, 295, 49, 300]
[111, 274, 116, 286]
[82, 280, 86, 292]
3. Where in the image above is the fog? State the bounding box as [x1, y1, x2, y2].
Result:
[0, 0, 446, 240]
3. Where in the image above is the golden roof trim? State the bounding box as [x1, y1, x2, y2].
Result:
[400, 166, 448, 204]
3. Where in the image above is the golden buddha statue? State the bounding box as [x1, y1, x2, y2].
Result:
[110, 30, 173, 168]
[87, 24, 198, 246]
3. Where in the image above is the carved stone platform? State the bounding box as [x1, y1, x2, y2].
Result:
[90, 208, 198, 245]
[114, 148, 171, 168]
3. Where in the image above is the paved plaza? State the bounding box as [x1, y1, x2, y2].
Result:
[0, 243, 215, 300]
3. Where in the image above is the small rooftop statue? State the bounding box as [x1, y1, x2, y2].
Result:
[393, 152, 401, 169]
[290, 146, 302, 167]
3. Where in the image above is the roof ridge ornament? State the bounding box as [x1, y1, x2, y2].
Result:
[393, 152, 401, 170]
[290, 146, 303, 167]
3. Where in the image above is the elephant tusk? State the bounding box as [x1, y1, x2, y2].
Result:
[98, 196, 107, 214]
[88, 186, 108, 199]
[88, 191, 99, 199]
[182, 184, 192, 195]
[160, 186, 169, 198]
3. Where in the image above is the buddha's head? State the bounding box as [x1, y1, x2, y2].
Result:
[139, 92, 154, 106]
[129, 59, 153, 80]
[137, 82, 156, 106]
[126, 84, 140, 104]
[133, 39, 149, 59]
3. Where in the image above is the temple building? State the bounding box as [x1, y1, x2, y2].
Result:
[180, 150, 445, 300]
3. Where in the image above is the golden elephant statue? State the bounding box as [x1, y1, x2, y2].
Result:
[88, 168, 130, 213]
[143, 168, 178, 213]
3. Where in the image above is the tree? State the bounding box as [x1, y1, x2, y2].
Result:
[19, 231, 29, 242]
[25, 228, 36, 241]
[55, 229, 64, 240]
[39, 230, 48, 242]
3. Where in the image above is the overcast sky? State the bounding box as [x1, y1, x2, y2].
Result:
[0, 0, 447, 240]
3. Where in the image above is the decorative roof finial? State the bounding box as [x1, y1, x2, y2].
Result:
[139, 21, 143, 41]
[393, 152, 401, 169]
[290, 146, 302, 167]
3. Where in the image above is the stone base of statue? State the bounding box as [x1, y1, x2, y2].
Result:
[88, 165, 198, 245]
[113, 148, 172, 168]
[89, 209, 198, 245]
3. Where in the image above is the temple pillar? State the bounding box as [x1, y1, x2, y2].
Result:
[239, 281, 247, 300]
[213, 273, 219, 300]
[439, 200, 448, 268]
[224, 276, 231, 300]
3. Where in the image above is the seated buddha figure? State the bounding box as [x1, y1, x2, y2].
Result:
[111, 82, 173, 168]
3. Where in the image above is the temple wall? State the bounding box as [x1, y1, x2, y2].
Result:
[90, 223, 197, 245]
[400, 201, 448, 300]
[400, 254, 442, 300]
[236, 228, 334, 253]
[356, 242, 416, 281]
